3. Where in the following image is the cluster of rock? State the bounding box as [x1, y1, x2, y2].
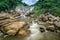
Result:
[27, 13, 60, 33]
[0, 11, 60, 38]
[0, 12, 30, 37]
[37, 13, 60, 33]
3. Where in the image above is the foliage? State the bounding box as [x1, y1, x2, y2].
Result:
[0, 0, 60, 16]
[33, 0, 60, 16]
[0, 0, 20, 12]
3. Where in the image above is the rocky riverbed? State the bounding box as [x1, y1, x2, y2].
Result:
[0, 11, 60, 40]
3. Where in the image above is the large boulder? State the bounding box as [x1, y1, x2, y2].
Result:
[54, 21, 60, 27]
[46, 25, 55, 32]
[0, 12, 31, 37]
[1, 21, 27, 35]
[17, 29, 30, 37]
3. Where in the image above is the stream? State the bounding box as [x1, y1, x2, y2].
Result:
[0, 13, 60, 40]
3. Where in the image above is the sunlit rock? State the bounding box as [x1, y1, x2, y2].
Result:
[1, 21, 27, 36]
[17, 29, 30, 37]
[6, 30, 16, 35]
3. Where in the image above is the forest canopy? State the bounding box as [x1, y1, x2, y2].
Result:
[0, 0, 60, 16]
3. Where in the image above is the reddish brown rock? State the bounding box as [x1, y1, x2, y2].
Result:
[17, 29, 31, 37]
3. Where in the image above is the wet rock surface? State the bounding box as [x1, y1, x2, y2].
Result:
[0, 12, 60, 40]
[0, 12, 30, 38]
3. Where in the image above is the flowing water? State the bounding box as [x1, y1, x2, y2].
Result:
[0, 7, 60, 40]
[0, 32, 60, 40]
[0, 20, 60, 40]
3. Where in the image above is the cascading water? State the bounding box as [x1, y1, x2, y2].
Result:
[15, 6, 34, 19]
[26, 21, 44, 40]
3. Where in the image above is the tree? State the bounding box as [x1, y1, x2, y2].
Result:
[0, 0, 19, 12]
[32, 0, 60, 16]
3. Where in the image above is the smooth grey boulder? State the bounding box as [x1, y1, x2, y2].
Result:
[54, 21, 60, 27]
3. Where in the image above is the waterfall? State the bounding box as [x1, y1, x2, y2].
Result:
[15, 6, 34, 18]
